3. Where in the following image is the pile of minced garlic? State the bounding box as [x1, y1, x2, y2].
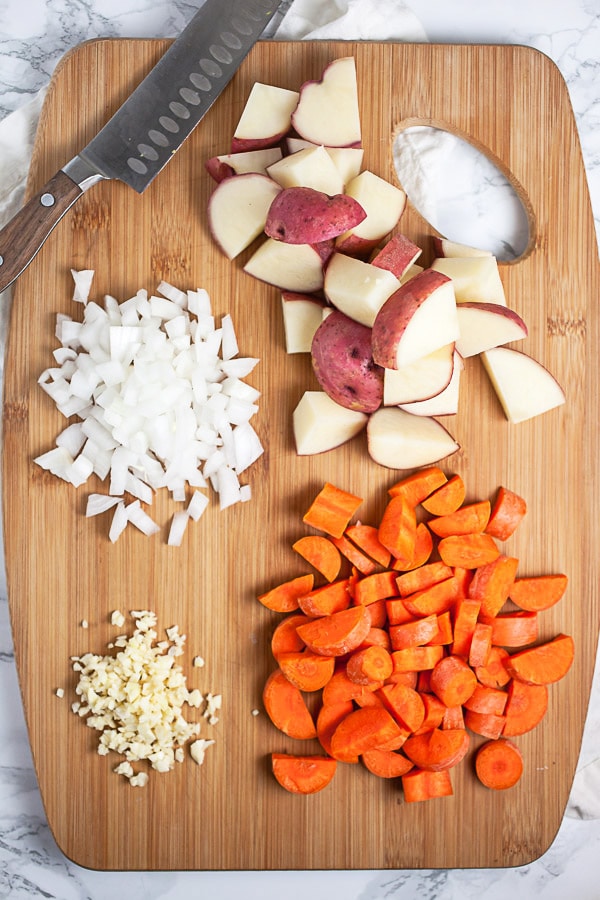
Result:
[67, 610, 220, 787]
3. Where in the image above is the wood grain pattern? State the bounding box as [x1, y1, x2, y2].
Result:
[3, 39, 599, 871]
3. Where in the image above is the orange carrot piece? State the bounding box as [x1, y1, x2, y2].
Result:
[388, 670, 419, 689]
[417, 669, 432, 692]
[322, 668, 383, 705]
[464, 709, 506, 740]
[330, 707, 405, 763]
[475, 645, 511, 688]
[402, 576, 461, 617]
[378, 494, 417, 566]
[262, 669, 317, 739]
[506, 633, 575, 685]
[483, 611, 538, 648]
[316, 700, 354, 755]
[354, 570, 399, 605]
[402, 767, 453, 802]
[359, 625, 391, 649]
[388, 466, 448, 505]
[391, 645, 444, 673]
[421, 474, 466, 516]
[362, 748, 414, 778]
[354, 689, 386, 710]
[463, 683, 508, 715]
[450, 598, 481, 658]
[396, 561, 454, 598]
[271, 613, 312, 659]
[430, 654, 477, 707]
[296, 604, 371, 657]
[403, 727, 470, 771]
[346, 645, 393, 685]
[330, 534, 377, 575]
[363, 600, 388, 629]
[278, 651, 335, 692]
[509, 574, 568, 612]
[485, 486, 527, 541]
[389, 615, 439, 650]
[453, 566, 473, 596]
[469, 622, 493, 668]
[386, 597, 414, 625]
[303, 482, 362, 538]
[258, 574, 314, 612]
[427, 610, 454, 646]
[392, 523, 433, 571]
[475, 738, 523, 790]
[292, 535, 342, 582]
[502, 680, 549, 736]
[298, 579, 351, 617]
[378, 683, 426, 733]
[438, 533, 500, 568]
[441, 704, 464, 730]
[271, 753, 337, 794]
[345, 524, 391, 568]
[468, 555, 519, 618]
[428, 501, 491, 538]
[414, 693, 447, 734]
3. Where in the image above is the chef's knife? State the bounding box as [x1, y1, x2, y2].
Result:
[0, 0, 287, 294]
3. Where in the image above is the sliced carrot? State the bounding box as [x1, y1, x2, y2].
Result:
[430, 654, 477, 707]
[354, 570, 399, 605]
[330, 534, 377, 575]
[468, 555, 519, 618]
[345, 524, 391, 568]
[392, 523, 433, 571]
[468, 622, 493, 668]
[502, 680, 549, 736]
[363, 600, 388, 629]
[506, 633, 575, 685]
[421, 474, 465, 516]
[378, 494, 417, 567]
[438, 533, 500, 568]
[346, 645, 393, 685]
[509, 574, 568, 612]
[386, 597, 414, 625]
[402, 767, 453, 802]
[416, 669, 432, 692]
[388, 466, 448, 505]
[391, 645, 444, 673]
[298, 579, 351, 617]
[321, 667, 383, 706]
[463, 683, 508, 715]
[464, 709, 506, 740]
[278, 651, 335, 692]
[403, 727, 470, 771]
[330, 707, 405, 763]
[427, 610, 453, 646]
[396, 561, 454, 598]
[316, 700, 354, 755]
[362, 748, 414, 778]
[303, 482, 362, 538]
[387, 670, 419, 689]
[485, 486, 527, 541]
[402, 576, 461, 617]
[389, 614, 439, 650]
[413, 693, 447, 734]
[271, 753, 337, 794]
[354, 689, 386, 710]
[450, 598, 481, 658]
[475, 645, 511, 688]
[483, 611, 538, 648]
[359, 625, 391, 650]
[292, 535, 342, 582]
[262, 669, 317, 739]
[271, 613, 312, 659]
[428, 501, 491, 538]
[453, 566, 473, 596]
[378, 683, 426, 733]
[475, 738, 523, 790]
[296, 604, 371, 657]
[441, 704, 464, 730]
[258, 574, 314, 612]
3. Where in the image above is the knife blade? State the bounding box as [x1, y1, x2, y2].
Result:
[0, 0, 286, 294]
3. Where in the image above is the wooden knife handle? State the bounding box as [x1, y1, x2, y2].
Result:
[0, 170, 83, 294]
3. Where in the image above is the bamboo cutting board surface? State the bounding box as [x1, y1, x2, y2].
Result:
[3, 39, 600, 872]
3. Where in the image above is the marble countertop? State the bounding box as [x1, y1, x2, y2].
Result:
[0, 1, 599, 897]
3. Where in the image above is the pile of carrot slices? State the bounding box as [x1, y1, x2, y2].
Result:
[258, 470, 574, 800]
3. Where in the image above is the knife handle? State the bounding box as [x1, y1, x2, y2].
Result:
[0, 170, 83, 294]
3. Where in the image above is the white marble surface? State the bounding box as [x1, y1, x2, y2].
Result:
[0, 0, 599, 897]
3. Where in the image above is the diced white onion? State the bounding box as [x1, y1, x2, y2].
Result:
[168, 511, 189, 546]
[71, 268, 94, 304]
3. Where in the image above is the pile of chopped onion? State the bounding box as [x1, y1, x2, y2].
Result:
[35, 271, 264, 544]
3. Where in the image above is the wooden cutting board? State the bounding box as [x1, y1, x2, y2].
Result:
[3, 38, 599, 872]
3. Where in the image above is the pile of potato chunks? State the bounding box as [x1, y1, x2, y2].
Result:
[206, 57, 565, 469]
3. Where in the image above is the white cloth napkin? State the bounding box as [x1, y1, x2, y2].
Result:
[0, 0, 596, 821]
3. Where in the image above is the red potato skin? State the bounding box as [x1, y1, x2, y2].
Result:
[265, 187, 367, 245]
[311, 310, 384, 413]
[371, 234, 422, 279]
[371, 269, 452, 369]
[231, 134, 287, 153]
[205, 157, 235, 183]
